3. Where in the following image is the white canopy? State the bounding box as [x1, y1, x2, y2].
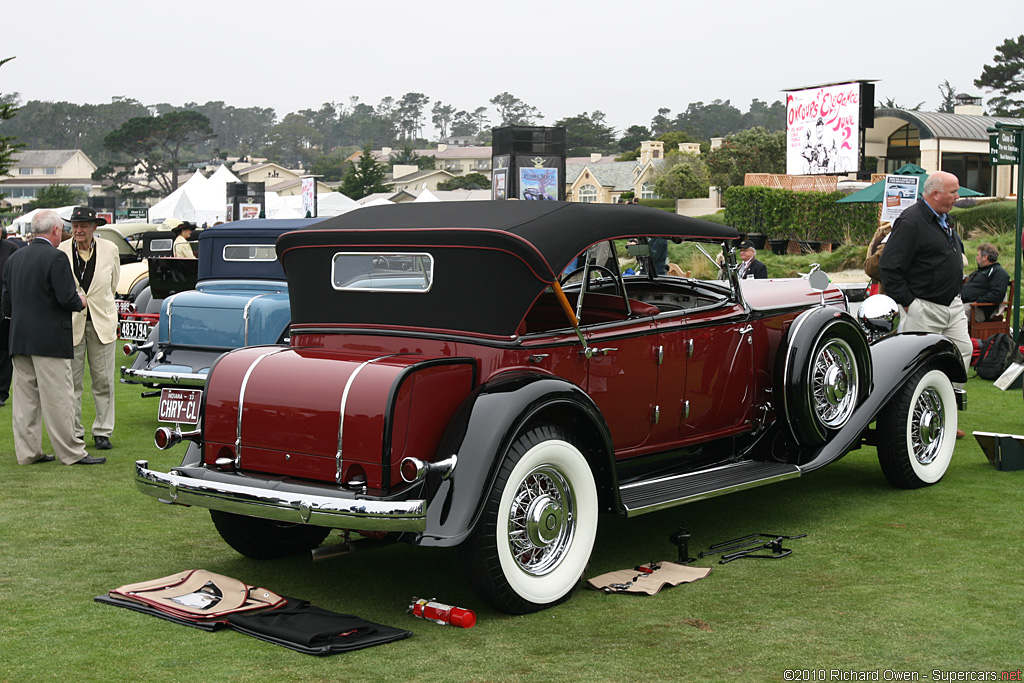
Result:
[263, 191, 359, 219]
[9, 205, 77, 235]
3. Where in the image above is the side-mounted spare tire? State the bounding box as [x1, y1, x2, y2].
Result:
[781, 309, 871, 446]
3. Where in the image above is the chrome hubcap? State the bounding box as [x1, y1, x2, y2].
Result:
[912, 387, 944, 465]
[508, 465, 575, 576]
[811, 338, 858, 429]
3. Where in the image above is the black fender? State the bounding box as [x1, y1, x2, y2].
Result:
[416, 372, 616, 547]
[778, 307, 872, 445]
[799, 332, 965, 473]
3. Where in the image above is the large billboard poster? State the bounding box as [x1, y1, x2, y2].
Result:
[786, 83, 861, 175]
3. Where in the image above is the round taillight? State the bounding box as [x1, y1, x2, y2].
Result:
[123, 343, 136, 356]
[154, 427, 172, 449]
[400, 457, 425, 483]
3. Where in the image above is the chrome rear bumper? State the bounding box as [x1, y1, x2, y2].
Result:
[134, 460, 426, 532]
[121, 367, 209, 386]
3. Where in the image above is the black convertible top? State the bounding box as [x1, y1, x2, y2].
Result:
[277, 202, 738, 337]
[279, 201, 736, 279]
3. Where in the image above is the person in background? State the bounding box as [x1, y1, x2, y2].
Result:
[737, 240, 767, 279]
[0, 226, 21, 407]
[172, 223, 196, 258]
[878, 170, 970, 438]
[1, 210, 103, 465]
[961, 243, 1009, 323]
[863, 221, 892, 295]
[59, 207, 121, 451]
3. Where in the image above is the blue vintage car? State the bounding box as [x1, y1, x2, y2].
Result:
[121, 218, 328, 393]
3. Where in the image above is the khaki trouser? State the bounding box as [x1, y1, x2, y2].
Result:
[11, 354, 88, 465]
[71, 318, 116, 439]
[903, 296, 973, 387]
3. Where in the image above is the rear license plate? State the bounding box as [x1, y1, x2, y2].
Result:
[119, 320, 151, 342]
[116, 300, 136, 317]
[158, 388, 202, 424]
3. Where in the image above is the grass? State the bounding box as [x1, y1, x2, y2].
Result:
[2, 349, 1023, 682]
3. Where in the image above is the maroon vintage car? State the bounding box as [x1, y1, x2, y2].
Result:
[136, 202, 966, 614]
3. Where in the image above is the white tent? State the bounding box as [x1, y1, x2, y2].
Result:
[360, 197, 395, 207]
[413, 188, 440, 203]
[148, 169, 239, 226]
[9, 205, 77, 235]
[148, 172, 209, 223]
[263, 192, 359, 219]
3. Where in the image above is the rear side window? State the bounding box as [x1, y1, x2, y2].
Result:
[331, 252, 433, 292]
[149, 239, 173, 252]
[223, 245, 277, 262]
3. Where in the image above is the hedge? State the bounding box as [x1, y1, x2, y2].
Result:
[722, 186, 878, 244]
[950, 200, 1019, 235]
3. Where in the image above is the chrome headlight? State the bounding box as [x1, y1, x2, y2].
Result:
[857, 294, 900, 342]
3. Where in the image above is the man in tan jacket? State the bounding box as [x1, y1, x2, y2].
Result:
[59, 206, 121, 450]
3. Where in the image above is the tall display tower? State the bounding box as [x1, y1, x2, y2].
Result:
[491, 126, 566, 201]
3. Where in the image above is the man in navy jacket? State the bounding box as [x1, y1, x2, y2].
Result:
[1, 210, 104, 465]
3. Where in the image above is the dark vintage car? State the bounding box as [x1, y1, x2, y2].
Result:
[121, 218, 326, 394]
[136, 202, 966, 615]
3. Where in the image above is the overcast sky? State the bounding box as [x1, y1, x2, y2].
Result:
[3, 0, 1021, 137]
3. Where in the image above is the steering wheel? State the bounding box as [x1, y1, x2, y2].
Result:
[559, 264, 622, 296]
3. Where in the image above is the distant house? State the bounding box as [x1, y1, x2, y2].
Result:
[349, 145, 493, 181]
[432, 145, 492, 178]
[232, 162, 302, 186]
[389, 167, 455, 193]
[566, 141, 669, 203]
[0, 149, 97, 206]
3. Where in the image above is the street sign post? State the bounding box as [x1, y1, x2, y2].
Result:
[989, 123, 1023, 344]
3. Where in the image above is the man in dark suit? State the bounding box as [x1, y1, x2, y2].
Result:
[1, 210, 105, 465]
[0, 226, 20, 406]
[736, 240, 768, 279]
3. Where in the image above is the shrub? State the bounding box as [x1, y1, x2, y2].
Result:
[722, 186, 877, 244]
[949, 200, 1017, 235]
[694, 211, 729, 224]
[637, 198, 676, 210]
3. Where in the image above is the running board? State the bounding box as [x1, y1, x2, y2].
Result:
[619, 461, 801, 517]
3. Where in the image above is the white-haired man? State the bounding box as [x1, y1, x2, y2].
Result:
[1, 210, 104, 464]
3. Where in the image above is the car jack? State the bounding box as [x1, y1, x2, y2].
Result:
[669, 527, 696, 564]
[698, 533, 806, 564]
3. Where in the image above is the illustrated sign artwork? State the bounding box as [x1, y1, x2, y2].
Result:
[881, 175, 919, 223]
[786, 83, 861, 175]
[301, 177, 316, 217]
[519, 166, 558, 201]
[239, 203, 260, 220]
[492, 168, 507, 200]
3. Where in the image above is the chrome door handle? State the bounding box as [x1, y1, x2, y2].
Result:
[738, 325, 753, 334]
[581, 346, 618, 358]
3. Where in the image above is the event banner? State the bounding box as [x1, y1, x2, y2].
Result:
[880, 175, 919, 223]
[301, 177, 317, 217]
[786, 83, 861, 176]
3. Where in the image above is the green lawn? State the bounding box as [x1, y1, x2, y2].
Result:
[1, 349, 1022, 683]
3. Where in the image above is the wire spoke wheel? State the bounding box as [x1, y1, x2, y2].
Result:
[507, 465, 575, 576]
[878, 367, 956, 489]
[910, 387, 946, 466]
[810, 337, 858, 429]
